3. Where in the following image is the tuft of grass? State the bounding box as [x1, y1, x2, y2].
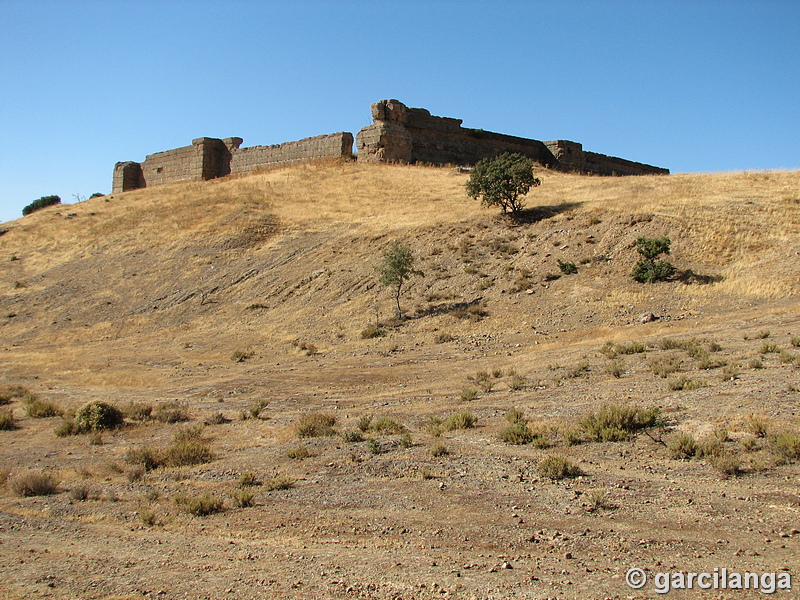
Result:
[711, 453, 742, 478]
[505, 407, 527, 425]
[175, 493, 224, 516]
[295, 412, 336, 438]
[649, 355, 682, 378]
[443, 411, 476, 431]
[263, 474, 294, 491]
[430, 441, 449, 457]
[361, 325, 387, 339]
[10, 470, 59, 497]
[425, 417, 443, 437]
[434, 331, 454, 344]
[580, 403, 661, 442]
[123, 402, 153, 421]
[0, 385, 29, 405]
[23, 395, 63, 418]
[744, 413, 768, 438]
[566, 360, 590, 378]
[586, 488, 613, 512]
[367, 438, 381, 454]
[286, 444, 312, 459]
[748, 357, 763, 369]
[0, 408, 17, 430]
[205, 411, 230, 425]
[537, 455, 583, 480]
[152, 400, 189, 423]
[371, 416, 406, 434]
[791, 335, 800, 348]
[760, 342, 779, 354]
[231, 350, 254, 363]
[238, 471, 260, 487]
[667, 375, 706, 391]
[507, 373, 527, 390]
[498, 423, 535, 445]
[230, 488, 255, 508]
[770, 431, 800, 463]
[163, 439, 215, 467]
[460, 388, 478, 402]
[667, 432, 697, 459]
[605, 360, 624, 378]
[757, 330, 771, 339]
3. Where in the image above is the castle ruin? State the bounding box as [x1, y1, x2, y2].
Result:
[112, 99, 667, 193]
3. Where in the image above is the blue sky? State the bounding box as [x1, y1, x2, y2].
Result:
[1, 0, 798, 224]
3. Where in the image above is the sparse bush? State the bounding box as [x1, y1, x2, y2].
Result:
[231, 350, 254, 363]
[176, 493, 224, 516]
[399, 433, 413, 448]
[434, 331, 454, 344]
[0, 385, 28, 404]
[425, 417, 443, 437]
[791, 335, 800, 348]
[757, 330, 771, 339]
[286, 444, 312, 459]
[711, 453, 742, 478]
[361, 325, 387, 339]
[430, 442, 449, 457]
[172, 423, 205, 443]
[696, 436, 724, 458]
[760, 342, 779, 354]
[88, 431, 104, 446]
[745, 413, 768, 438]
[23, 395, 63, 418]
[505, 407, 527, 425]
[53, 418, 79, 437]
[668, 432, 697, 459]
[205, 411, 230, 425]
[739, 435, 759, 452]
[22, 195, 61, 216]
[263, 474, 294, 491]
[606, 360, 624, 378]
[498, 423, 535, 445]
[125, 446, 163, 471]
[230, 488, 255, 508]
[649, 355, 682, 378]
[247, 400, 268, 420]
[566, 360, 590, 378]
[123, 402, 153, 421]
[0, 408, 17, 430]
[667, 376, 706, 391]
[238, 471, 260, 487]
[367, 438, 381, 454]
[342, 430, 364, 443]
[444, 411, 476, 431]
[630, 236, 675, 283]
[163, 439, 214, 467]
[537, 455, 583, 480]
[580, 403, 661, 442]
[10, 470, 59, 496]
[371, 416, 406, 434]
[460, 387, 478, 402]
[126, 465, 145, 482]
[357, 415, 372, 432]
[295, 413, 336, 438]
[748, 357, 763, 369]
[561, 425, 584, 446]
[153, 401, 190, 423]
[75, 400, 124, 431]
[69, 484, 92, 501]
[139, 509, 159, 526]
[770, 431, 800, 463]
[508, 374, 527, 390]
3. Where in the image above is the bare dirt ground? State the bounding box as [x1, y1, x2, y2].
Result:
[1, 163, 798, 599]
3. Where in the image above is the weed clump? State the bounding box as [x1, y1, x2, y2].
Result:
[10, 470, 59, 497]
[175, 493, 224, 516]
[152, 401, 189, 423]
[286, 444, 312, 459]
[430, 442, 449, 457]
[23, 395, 63, 418]
[0, 408, 17, 430]
[443, 411, 476, 431]
[770, 431, 800, 463]
[361, 325, 386, 339]
[668, 432, 698, 459]
[538, 455, 583, 480]
[295, 413, 336, 438]
[263, 475, 294, 491]
[580, 403, 661, 442]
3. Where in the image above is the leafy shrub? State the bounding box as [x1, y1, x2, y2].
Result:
[580, 403, 661, 442]
[444, 411, 476, 431]
[22, 195, 61, 216]
[630, 236, 675, 283]
[0, 406, 19, 430]
[557, 259, 578, 275]
[10, 470, 59, 496]
[23, 395, 63, 418]
[295, 413, 336, 438]
[537, 455, 583, 480]
[153, 400, 189, 423]
[75, 400, 124, 431]
[668, 432, 697, 459]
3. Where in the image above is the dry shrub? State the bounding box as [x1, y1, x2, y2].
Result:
[443, 411, 476, 431]
[667, 432, 697, 459]
[230, 488, 255, 508]
[430, 441, 449, 457]
[263, 474, 294, 491]
[163, 440, 215, 467]
[538, 455, 583, 480]
[75, 400, 124, 431]
[711, 453, 742, 478]
[286, 444, 312, 459]
[580, 403, 661, 442]
[295, 413, 336, 438]
[153, 401, 189, 423]
[23, 395, 63, 418]
[123, 402, 153, 421]
[371, 417, 406, 434]
[175, 493, 224, 516]
[0, 408, 17, 430]
[770, 431, 800, 463]
[10, 470, 59, 497]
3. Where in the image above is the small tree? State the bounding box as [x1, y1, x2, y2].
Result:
[466, 153, 540, 214]
[22, 195, 61, 216]
[630, 236, 675, 283]
[376, 242, 423, 319]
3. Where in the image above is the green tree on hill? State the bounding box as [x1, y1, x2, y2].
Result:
[465, 153, 540, 214]
[630, 236, 675, 283]
[376, 241, 423, 319]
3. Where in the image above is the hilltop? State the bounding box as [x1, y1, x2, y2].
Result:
[1, 162, 799, 599]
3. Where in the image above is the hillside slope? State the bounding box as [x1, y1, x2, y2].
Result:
[1, 162, 800, 600]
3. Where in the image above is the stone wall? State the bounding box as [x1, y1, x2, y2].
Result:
[356, 99, 668, 176]
[230, 132, 354, 174]
[113, 133, 354, 192]
[112, 100, 667, 192]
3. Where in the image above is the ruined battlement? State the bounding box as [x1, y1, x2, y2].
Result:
[112, 100, 667, 192]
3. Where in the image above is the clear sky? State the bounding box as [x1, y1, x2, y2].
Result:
[1, 0, 798, 224]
